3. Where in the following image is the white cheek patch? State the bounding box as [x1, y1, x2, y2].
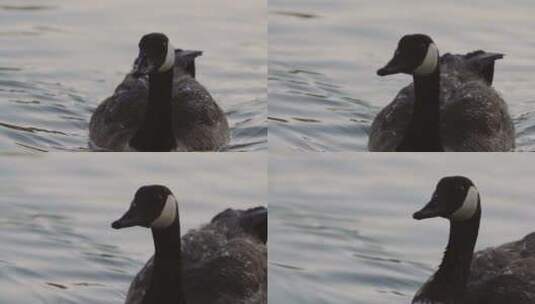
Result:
[158, 42, 175, 72]
[151, 194, 177, 228]
[451, 186, 479, 221]
[414, 43, 439, 76]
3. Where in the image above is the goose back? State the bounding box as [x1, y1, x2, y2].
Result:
[89, 51, 229, 151]
[465, 232, 535, 303]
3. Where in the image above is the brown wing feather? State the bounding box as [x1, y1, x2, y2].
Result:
[89, 62, 229, 151]
[465, 233, 535, 303]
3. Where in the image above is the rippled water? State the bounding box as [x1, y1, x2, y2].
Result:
[269, 0, 535, 151]
[0, 153, 266, 303]
[0, 0, 266, 152]
[269, 153, 535, 304]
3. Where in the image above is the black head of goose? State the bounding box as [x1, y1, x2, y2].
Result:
[112, 185, 185, 304]
[412, 176, 480, 304]
[412, 176, 535, 304]
[128, 33, 179, 151]
[377, 34, 443, 152]
[112, 185, 267, 304]
[369, 34, 515, 152]
[89, 33, 230, 152]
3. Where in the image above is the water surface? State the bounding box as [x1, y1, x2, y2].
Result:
[0, 0, 266, 152]
[269, 0, 535, 151]
[269, 153, 535, 303]
[0, 153, 266, 303]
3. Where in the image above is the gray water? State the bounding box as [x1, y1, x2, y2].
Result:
[269, 0, 535, 151]
[0, 0, 266, 152]
[269, 153, 535, 304]
[0, 153, 266, 303]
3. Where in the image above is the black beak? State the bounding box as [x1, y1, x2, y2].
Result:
[412, 198, 443, 220]
[111, 206, 147, 229]
[377, 64, 403, 76]
[377, 60, 410, 76]
[377, 51, 411, 76]
[131, 52, 155, 78]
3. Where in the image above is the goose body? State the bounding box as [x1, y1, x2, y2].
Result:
[412, 176, 535, 304]
[90, 33, 229, 152]
[369, 34, 515, 152]
[466, 232, 535, 303]
[112, 186, 267, 304]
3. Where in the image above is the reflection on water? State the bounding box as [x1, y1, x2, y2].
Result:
[269, 0, 535, 151]
[0, 0, 266, 152]
[269, 153, 535, 304]
[0, 153, 266, 303]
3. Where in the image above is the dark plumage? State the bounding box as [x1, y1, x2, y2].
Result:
[369, 34, 515, 152]
[126, 208, 267, 304]
[412, 176, 534, 303]
[466, 232, 535, 303]
[89, 33, 229, 151]
[112, 185, 266, 304]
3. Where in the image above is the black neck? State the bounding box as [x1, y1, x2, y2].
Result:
[130, 69, 176, 151]
[423, 206, 481, 303]
[142, 216, 185, 304]
[398, 67, 443, 151]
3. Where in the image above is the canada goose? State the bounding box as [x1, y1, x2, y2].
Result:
[89, 33, 230, 152]
[112, 185, 267, 304]
[412, 176, 535, 303]
[369, 34, 515, 152]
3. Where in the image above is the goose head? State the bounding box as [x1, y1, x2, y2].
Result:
[132, 33, 175, 77]
[112, 185, 178, 230]
[413, 176, 480, 222]
[378, 34, 439, 77]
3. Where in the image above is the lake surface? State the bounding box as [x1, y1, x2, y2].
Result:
[0, 0, 266, 152]
[0, 153, 266, 303]
[269, 153, 535, 304]
[269, 0, 535, 151]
